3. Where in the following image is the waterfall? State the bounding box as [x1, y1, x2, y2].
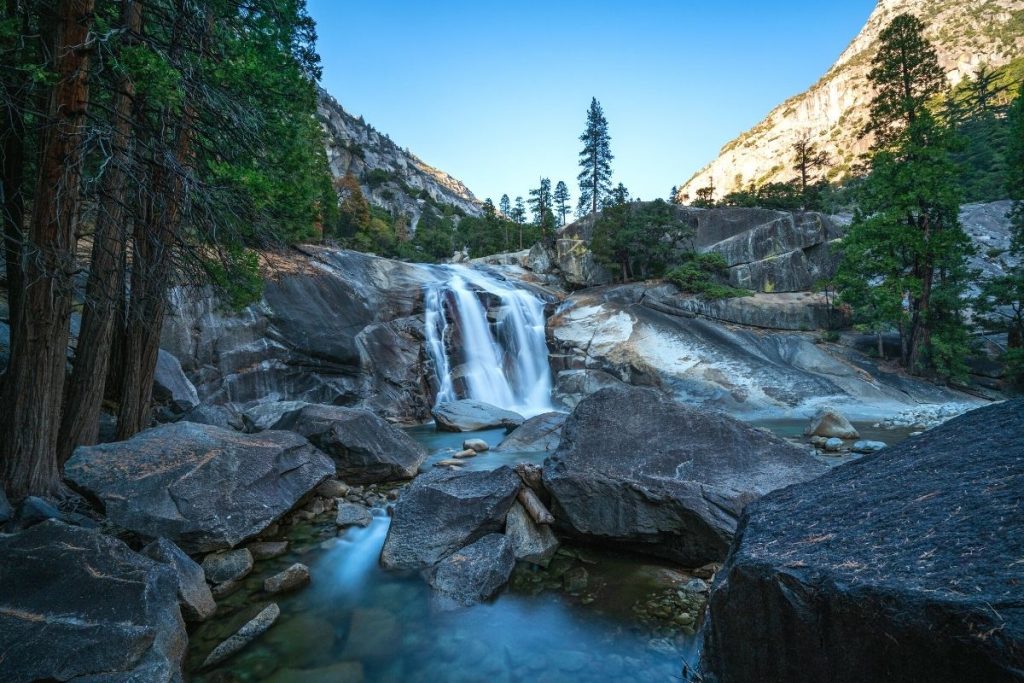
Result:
[424, 265, 554, 417]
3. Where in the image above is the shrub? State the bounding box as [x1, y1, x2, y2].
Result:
[665, 253, 751, 300]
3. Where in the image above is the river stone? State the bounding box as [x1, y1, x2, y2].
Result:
[425, 533, 516, 606]
[853, 439, 887, 453]
[543, 386, 828, 565]
[824, 437, 844, 452]
[432, 400, 525, 432]
[202, 602, 280, 669]
[804, 405, 860, 439]
[700, 400, 1024, 683]
[65, 422, 334, 552]
[153, 348, 200, 411]
[336, 503, 372, 528]
[0, 520, 187, 682]
[380, 466, 521, 570]
[202, 548, 254, 585]
[142, 537, 217, 622]
[463, 438, 490, 452]
[249, 540, 290, 560]
[262, 403, 427, 484]
[505, 501, 559, 566]
[264, 563, 310, 594]
[496, 412, 567, 452]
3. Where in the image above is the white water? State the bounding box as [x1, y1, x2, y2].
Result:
[424, 265, 554, 417]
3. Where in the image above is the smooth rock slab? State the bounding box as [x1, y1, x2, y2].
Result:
[264, 563, 310, 594]
[432, 400, 525, 432]
[380, 466, 521, 569]
[701, 400, 1024, 683]
[153, 348, 200, 411]
[65, 422, 334, 552]
[202, 548, 254, 585]
[264, 403, 427, 484]
[425, 533, 516, 606]
[203, 603, 280, 669]
[0, 521, 187, 682]
[496, 412, 567, 452]
[543, 386, 827, 565]
[142, 537, 217, 622]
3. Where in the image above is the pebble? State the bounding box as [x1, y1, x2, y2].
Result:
[823, 437, 844, 452]
[202, 603, 280, 669]
[202, 549, 254, 585]
[248, 541, 289, 561]
[453, 449, 477, 459]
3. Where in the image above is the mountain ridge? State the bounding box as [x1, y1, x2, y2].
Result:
[677, 0, 1024, 201]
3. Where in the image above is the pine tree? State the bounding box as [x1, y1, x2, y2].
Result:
[528, 177, 556, 243]
[792, 132, 829, 201]
[499, 194, 512, 248]
[837, 13, 973, 379]
[669, 186, 680, 204]
[512, 196, 527, 248]
[554, 181, 571, 226]
[577, 97, 613, 218]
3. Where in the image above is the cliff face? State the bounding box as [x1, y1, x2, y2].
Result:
[317, 89, 482, 228]
[678, 0, 1024, 201]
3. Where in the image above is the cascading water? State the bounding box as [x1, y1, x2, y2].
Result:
[424, 265, 554, 417]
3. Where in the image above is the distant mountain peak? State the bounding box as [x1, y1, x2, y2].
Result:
[678, 0, 1024, 202]
[317, 90, 481, 228]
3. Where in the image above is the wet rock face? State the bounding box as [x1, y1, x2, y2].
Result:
[0, 521, 187, 682]
[261, 403, 428, 484]
[160, 247, 435, 424]
[65, 422, 335, 552]
[701, 400, 1024, 683]
[425, 533, 516, 606]
[380, 466, 521, 570]
[543, 385, 828, 565]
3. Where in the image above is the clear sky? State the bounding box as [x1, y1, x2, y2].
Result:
[307, 0, 876, 205]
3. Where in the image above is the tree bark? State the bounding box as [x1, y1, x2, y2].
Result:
[0, 0, 96, 499]
[59, 0, 142, 462]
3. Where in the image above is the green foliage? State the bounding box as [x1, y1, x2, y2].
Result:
[364, 168, 392, 188]
[665, 253, 751, 300]
[591, 198, 693, 281]
[206, 248, 264, 310]
[1008, 84, 1024, 249]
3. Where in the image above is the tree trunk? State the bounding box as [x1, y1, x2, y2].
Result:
[0, 0, 96, 499]
[908, 266, 933, 374]
[59, 0, 143, 462]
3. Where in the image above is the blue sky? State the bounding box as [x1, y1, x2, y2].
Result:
[307, 0, 875, 205]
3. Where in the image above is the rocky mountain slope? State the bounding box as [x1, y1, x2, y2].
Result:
[317, 89, 482, 227]
[677, 0, 1024, 201]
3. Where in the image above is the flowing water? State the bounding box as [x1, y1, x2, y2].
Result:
[424, 265, 554, 417]
[188, 428, 700, 683]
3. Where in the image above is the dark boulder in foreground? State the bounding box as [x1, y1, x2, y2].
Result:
[380, 466, 520, 570]
[425, 533, 516, 606]
[543, 386, 827, 565]
[0, 521, 187, 682]
[432, 400, 525, 432]
[264, 403, 427, 483]
[66, 422, 334, 552]
[701, 400, 1024, 683]
[496, 411, 566, 452]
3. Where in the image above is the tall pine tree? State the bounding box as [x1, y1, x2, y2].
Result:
[577, 98, 613, 218]
[837, 13, 972, 379]
[554, 181, 571, 226]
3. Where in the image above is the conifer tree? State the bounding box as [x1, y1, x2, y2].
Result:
[577, 98, 613, 218]
[554, 181, 571, 226]
[837, 13, 972, 379]
[792, 132, 829, 200]
[512, 196, 527, 248]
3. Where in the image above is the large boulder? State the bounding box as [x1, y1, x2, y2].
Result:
[432, 400, 525, 432]
[380, 466, 521, 570]
[496, 412, 567, 452]
[262, 403, 427, 484]
[425, 534, 516, 606]
[700, 400, 1024, 683]
[65, 422, 334, 552]
[805, 405, 860, 439]
[543, 386, 827, 565]
[0, 521, 187, 682]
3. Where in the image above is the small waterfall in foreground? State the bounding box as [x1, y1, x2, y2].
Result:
[424, 265, 554, 417]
